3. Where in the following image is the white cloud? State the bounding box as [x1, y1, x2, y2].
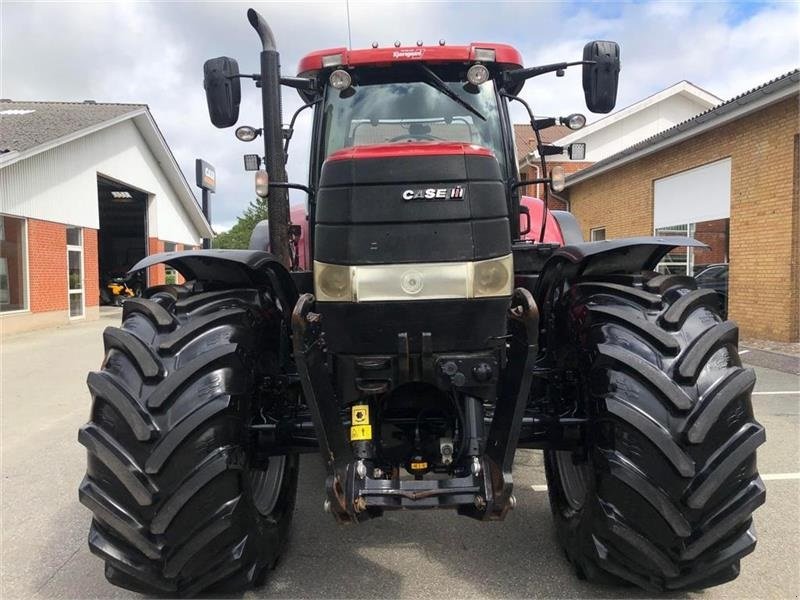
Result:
[2, 1, 797, 229]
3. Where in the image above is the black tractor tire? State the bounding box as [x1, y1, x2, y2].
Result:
[544, 272, 765, 592]
[100, 287, 113, 306]
[78, 285, 299, 596]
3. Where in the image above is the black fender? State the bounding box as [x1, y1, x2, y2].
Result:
[534, 236, 706, 350]
[550, 211, 585, 245]
[129, 249, 298, 316]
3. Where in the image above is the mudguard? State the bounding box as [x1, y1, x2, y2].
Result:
[540, 236, 704, 280]
[129, 249, 298, 311]
[534, 235, 706, 349]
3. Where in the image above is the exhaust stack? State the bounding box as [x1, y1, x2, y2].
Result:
[248, 8, 290, 267]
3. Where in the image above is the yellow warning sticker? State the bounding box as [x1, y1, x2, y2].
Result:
[410, 461, 428, 471]
[351, 405, 370, 425]
[350, 425, 372, 441]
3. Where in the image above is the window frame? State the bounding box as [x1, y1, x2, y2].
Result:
[163, 241, 178, 285]
[0, 215, 30, 315]
[590, 227, 606, 242]
[66, 226, 85, 319]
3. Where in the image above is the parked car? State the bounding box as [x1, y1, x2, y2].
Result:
[695, 262, 729, 317]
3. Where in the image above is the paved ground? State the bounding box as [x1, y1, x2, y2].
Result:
[1, 314, 798, 599]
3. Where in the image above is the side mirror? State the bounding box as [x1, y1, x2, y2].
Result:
[203, 57, 241, 128]
[582, 41, 620, 114]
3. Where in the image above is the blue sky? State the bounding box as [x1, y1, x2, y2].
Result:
[3, 1, 798, 230]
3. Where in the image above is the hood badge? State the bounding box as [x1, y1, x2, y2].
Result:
[402, 186, 464, 201]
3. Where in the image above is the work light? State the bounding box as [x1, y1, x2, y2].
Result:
[235, 125, 260, 142]
[562, 113, 587, 130]
[329, 69, 352, 90]
[243, 154, 261, 171]
[467, 64, 490, 86]
[567, 143, 586, 161]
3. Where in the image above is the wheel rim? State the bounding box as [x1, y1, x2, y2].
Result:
[555, 451, 589, 511]
[250, 455, 287, 516]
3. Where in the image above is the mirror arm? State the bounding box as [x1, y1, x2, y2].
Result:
[280, 76, 318, 91]
[268, 181, 315, 198]
[511, 178, 550, 192]
[502, 59, 595, 89]
[502, 90, 551, 242]
[284, 98, 322, 157]
[532, 117, 557, 130]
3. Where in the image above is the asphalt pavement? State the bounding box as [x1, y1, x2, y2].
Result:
[1, 314, 798, 599]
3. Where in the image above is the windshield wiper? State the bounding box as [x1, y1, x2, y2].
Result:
[417, 64, 486, 122]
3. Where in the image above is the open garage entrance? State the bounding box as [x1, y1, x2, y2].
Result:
[97, 175, 148, 305]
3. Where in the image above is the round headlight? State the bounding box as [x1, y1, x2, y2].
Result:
[474, 261, 509, 297]
[550, 166, 566, 192]
[467, 63, 490, 86]
[563, 113, 587, 130]
[316, 263, 351, 300]
[235, 125, 259, 142]
[400, 270, 424, 295]
[329, 69, 352, 90]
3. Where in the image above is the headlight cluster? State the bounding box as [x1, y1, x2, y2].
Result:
[314, 254, 513, 302]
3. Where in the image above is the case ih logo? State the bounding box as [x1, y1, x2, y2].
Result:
[402, 186, 464, 201]
[392, 48, 425, 59]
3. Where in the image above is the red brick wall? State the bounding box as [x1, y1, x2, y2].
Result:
[28, 219, 67, 313]
[148, 238, 165, 286]
[84, 228, 99, 307]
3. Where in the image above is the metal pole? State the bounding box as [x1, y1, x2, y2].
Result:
[202, 188, 211, 249]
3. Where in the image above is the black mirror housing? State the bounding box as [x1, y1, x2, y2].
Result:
[203, 56, 242, 128]
[582, 41, 620, 114]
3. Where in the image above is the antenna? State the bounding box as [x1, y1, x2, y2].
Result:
[345, 0, 353, 49]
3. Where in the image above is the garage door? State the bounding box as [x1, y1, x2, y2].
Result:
[653, 158, 731, 276]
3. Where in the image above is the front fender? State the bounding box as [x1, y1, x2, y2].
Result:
[129, 249, 298, 309]
[534, 236, 706, 348]
[547, 236, 706, 279]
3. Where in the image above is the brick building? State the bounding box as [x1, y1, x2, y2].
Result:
[0, 101, 212, 334]
[565, 70, 800, 342]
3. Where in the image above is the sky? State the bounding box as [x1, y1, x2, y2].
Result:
[2, 0, 799, 231]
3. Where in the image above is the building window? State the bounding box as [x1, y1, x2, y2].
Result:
[654, 219, 729, 276]
[590, 227, 606, 242]
[67, 227, 84, 318]
[163, 242, 178, 284]
[0, 215, 27, 313]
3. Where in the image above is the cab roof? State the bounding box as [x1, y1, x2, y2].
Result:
[297, 43, 523, 77]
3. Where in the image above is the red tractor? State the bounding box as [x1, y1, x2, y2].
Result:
[79, 9, 765, 596]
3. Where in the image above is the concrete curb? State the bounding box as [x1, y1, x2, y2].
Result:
[741, 347, 800, 376]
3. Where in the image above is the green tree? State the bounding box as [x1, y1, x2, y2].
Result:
[213, 197, 267, 249]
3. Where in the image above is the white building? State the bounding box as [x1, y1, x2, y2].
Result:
[0, 100, 212, 334]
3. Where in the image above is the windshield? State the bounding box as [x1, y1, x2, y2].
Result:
[321, 69, 506, 172]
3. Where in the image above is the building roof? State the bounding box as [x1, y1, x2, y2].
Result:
[513, 123, 571, 162]
[0, 100, 213, 238]
[567, 69, 800, 186]
[516, 80, 720, 167]
[0, 100, 146, 154]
